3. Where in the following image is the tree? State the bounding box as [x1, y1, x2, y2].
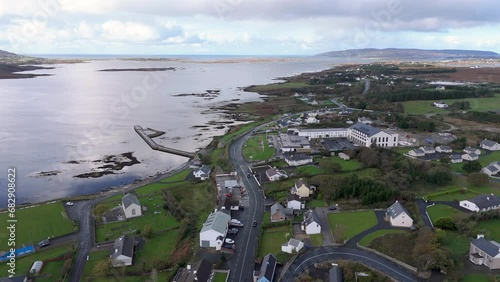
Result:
[92, 205, 109, 221]
[93, 258, 112, 277]
[357, 148, 379, 167]
[319, 159, 342, 173]
[462, 161, 482, 173]
[332, 224, 346, 243]
[468, 172, 489, 186]
[434, 217, 456, 230]
[142, 224, 153, 238]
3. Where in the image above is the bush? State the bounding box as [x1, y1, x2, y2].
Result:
[467, 172, 489, 186]
[462, 161, 482, 173]
[434, 217, 456, 230]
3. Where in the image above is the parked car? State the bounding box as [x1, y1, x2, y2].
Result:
[253, 220, 257, 227]
[328, 205, 337, 210]
[247, 174, 252, 178]
[225, 238, 235, 244]
[228, 228, 239, 235]
[223, 244, 233, 249]
[65, 201, 74, 206]
[38, 239, 50, 248]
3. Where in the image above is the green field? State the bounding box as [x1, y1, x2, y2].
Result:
[310, 234, 324, 247]
[295, 165, 323, 176]
[0, 202, 75, 250]
[474, 219, 500, 241]
[327, 211, 378, 242]
[82, 250, 110, 279]
[130, 229, 180, 272]
[429, 190, 480, 201]
[427, 204, 462, 223]
[318, 157, 363, 172]
[258, 226, 290, 257]
[359, 229, 407, 246]
[36, 259, 67, 282]
[441, 231, 469, 255]
[213, 272, 229, 282]
[262, 211, 271, 225]
[249, 82, 308, 91]
[243, 134, 275, 161]
[307, 200, 326, 208]
[403, 94, 500, 115]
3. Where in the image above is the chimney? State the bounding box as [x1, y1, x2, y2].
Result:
[477, 234, 484, 239]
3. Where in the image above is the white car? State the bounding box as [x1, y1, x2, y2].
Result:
[225, 238, 235, 244]
[65, 202, 74, 206]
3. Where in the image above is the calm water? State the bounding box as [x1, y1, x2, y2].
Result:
[0, 56, 363, 205]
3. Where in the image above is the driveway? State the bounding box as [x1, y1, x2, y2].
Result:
[314, 207, 335, 246]
[346, 211, 407, 248]
[416, 199, 434, 230]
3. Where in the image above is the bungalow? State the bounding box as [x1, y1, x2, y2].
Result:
[193, 165, 211, 180]
[408, 148, 425, 157]
[386, 201, 413, 228]
[199, 211, 231, 248]
[480, 139, 500, 151]
[255, 253, 277, 282]
[173, 259, 213, 282]
[482, 162, 500, 176]
[122, 193, 142, 219]
[420, 146, 435, 154]
[281, 238, 304, 254]
[265, 168, 287, 182]
[270, 202, 293, 222]
[284, 154, 313, 166]
[302, 209, 322, 235]
[469, 235, 500, 270]
[338, 152, 350, 161]
[436, 145, 452, 153]
[451, 154, 463, 163]
[305, 116, 320, 124]
[291, 178, 312, 198]
[110, 235, 136, 267]
[459, 194, 500, 212]
[329, 266, 344, 282]
[464, 147, 481, 155]
[287, 194, 305, 210]
[462, 153, 479, 161]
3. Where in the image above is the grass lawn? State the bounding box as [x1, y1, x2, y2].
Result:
[0, 243, 74, 278]
[461, 274, 496, 282]
[213, 272, 229, 282]
[327, 211, 378, 242]
[474, 219, 500, 242]
[427, 204, 462, 223]
[82, 250, 110, 279]
[339, 168, 381, 179]
[430, 190, 480, 201]
[441, 231, 469, 255]
[318, 157, 363, 172]
[130, 229, 179, 272]
[295, 165, 323, 176]
[36, 259, 66, 282]
[403, 94, 500, 115]
[262, 211, 271, 225]
[359, 230, 407, 246]
[307, 200, 326, 208]
[0, 202, 75, 250]
[221, 120, 269, 143]
[310, 234, 324, 247]
[158, 169, 191, 182]
[258, 226, 290, 257]
[243, 134, 275, 161]
[249, 82, 308, 91]
[416, 175, 500, 198]
[478, 150, 500, 167]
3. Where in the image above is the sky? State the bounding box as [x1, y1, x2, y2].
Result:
[0, 0, 499, 55]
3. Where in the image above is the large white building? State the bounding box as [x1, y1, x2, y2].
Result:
[348, 123, 399, 147]
[278, 133, 311, 153]
[292, 128, 349, 140]
[199, 211, 231, 248]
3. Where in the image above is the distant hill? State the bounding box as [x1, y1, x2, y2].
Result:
[317, 48, 499, 59]
[0, 49, 19, 58]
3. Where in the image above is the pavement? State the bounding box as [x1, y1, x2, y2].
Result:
[416, 199, 435, 230]
[314, 207, 335, 246]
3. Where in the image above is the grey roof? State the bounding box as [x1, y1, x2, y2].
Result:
[197, 165, 211, 174]
[468, 153, 478, 158]
[298, 128, 347, 133]
[411, 148, 425, 155]
[288, 238, 303, 247]
[304, 209, 320, 225]
[329, 266, 344, 282]
[271, 202, 286, 216]
[468, 194, 500, 210]
[200, 211, 230, 234]
[111, 235, 135, 259]
[464, 146, 479, 153]
[174, 259, 213, 282]
[295, 179, 307, 189]
[422, 146, 435, 151]
[122, 193, 140, 209]
[481, 139, 499, 147]
[485, 165, 500, 173]
[284, 154, 313, 162]
[471, 237, 500, 257]
[258, 253, 277, 281]
[451, 154, 462, 159]
[287, 193, 301, 202]
[224, 180, 239, 188]
[349, 122, 381, 137]
[280, 133, 311, 148]
[266, 168, 279, 177]
[437, 145, 452, 151]
[387, 201, 412, 220]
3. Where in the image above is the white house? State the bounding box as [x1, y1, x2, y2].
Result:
[193, 165, 211, 180]
[122, 194, 142, 219]
[110, 235, 136, 267]
[284, 154, 313, 166]
[480, 140, 500, 151]
[291, 179, 311, 198]
[462, 153, 479, 161]
[469, 235, 500, 270]
[435, 86, 446, 91]
[420, 146, 435, 154]
[433, 101, 448, 108]
[358, 117, 373, 125]
[459, 194, 500, 212]
[408, 148, 425, 157]
[451, 154, 463, 163]
[348, 123, 399, 148]
[464, 147, 481, 155]
[305, 116, 320, 124]
[293, 128, 349, 139]
[436, 145, 452, 153]
[199, 211, 231, 248]
[302, 209, 322, 235]
[386, 201, 413, 228]
[338, 152, 350, 160]
[482, 162, 500, 176]
[265, 168, 287, 182]
[281, 238, 304, 254]
[287, 194, 305, 210]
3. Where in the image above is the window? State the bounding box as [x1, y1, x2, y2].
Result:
[131, 209, 136, 216]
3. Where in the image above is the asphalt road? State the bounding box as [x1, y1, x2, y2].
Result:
[281, 246, 425, 282]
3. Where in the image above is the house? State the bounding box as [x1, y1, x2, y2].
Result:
[338, 152, 350, 160]
[433, 101, 448, 108]
[302, 209, 322, 234]
[294, 128, 349, 139]
[193, 165, 211, 180]
[305, 116, 320, 124]
[281, 238, 304, 254]
[408, 148, 425, 157]
[348, 122, 399, 148]
[110, 235, 136, 267]
[451, 154, 463, 163]
[122, 193, 142, 219]
[459, 194, 500, 212]
[270, 202, 293, 222]
[420, 146, 435, 154]
[173, 259, 213, 282]
[436, 145, 452, 153]
[255, 253, 277, 282]
[469, 235, 500, 270]
[386, 201, 413, 228]
[358, 117, 373, 125]
[287, 194, 305, 210]
[480, 139, 500, 151]
[265, 168, 287, 182]
[284, 154, 313, 166]
[279, 133, 311, 153]
[291, 178, 312, 198]
[329, 265, 344, 282]
[199, 211, 231, 248]
[482, 162, 500, 176]
[435, 86, 446, 90]
[462, 153, 479, 161]
[464, 147, 481, 155]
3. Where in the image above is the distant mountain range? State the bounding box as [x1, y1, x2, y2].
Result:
[317, 48, 499, 59]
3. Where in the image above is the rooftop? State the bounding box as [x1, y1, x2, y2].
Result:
[467, 194, 500, 210]
[387, 201, 412, 220]
[348, 122, 381, 137]
[111, 235, 135, 259]
[471, 237, 500, 257]
[200, 211, 231, 234]
[122, 193, 140, 209]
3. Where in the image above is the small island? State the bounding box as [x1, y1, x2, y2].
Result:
[97, 67, 176, 72]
